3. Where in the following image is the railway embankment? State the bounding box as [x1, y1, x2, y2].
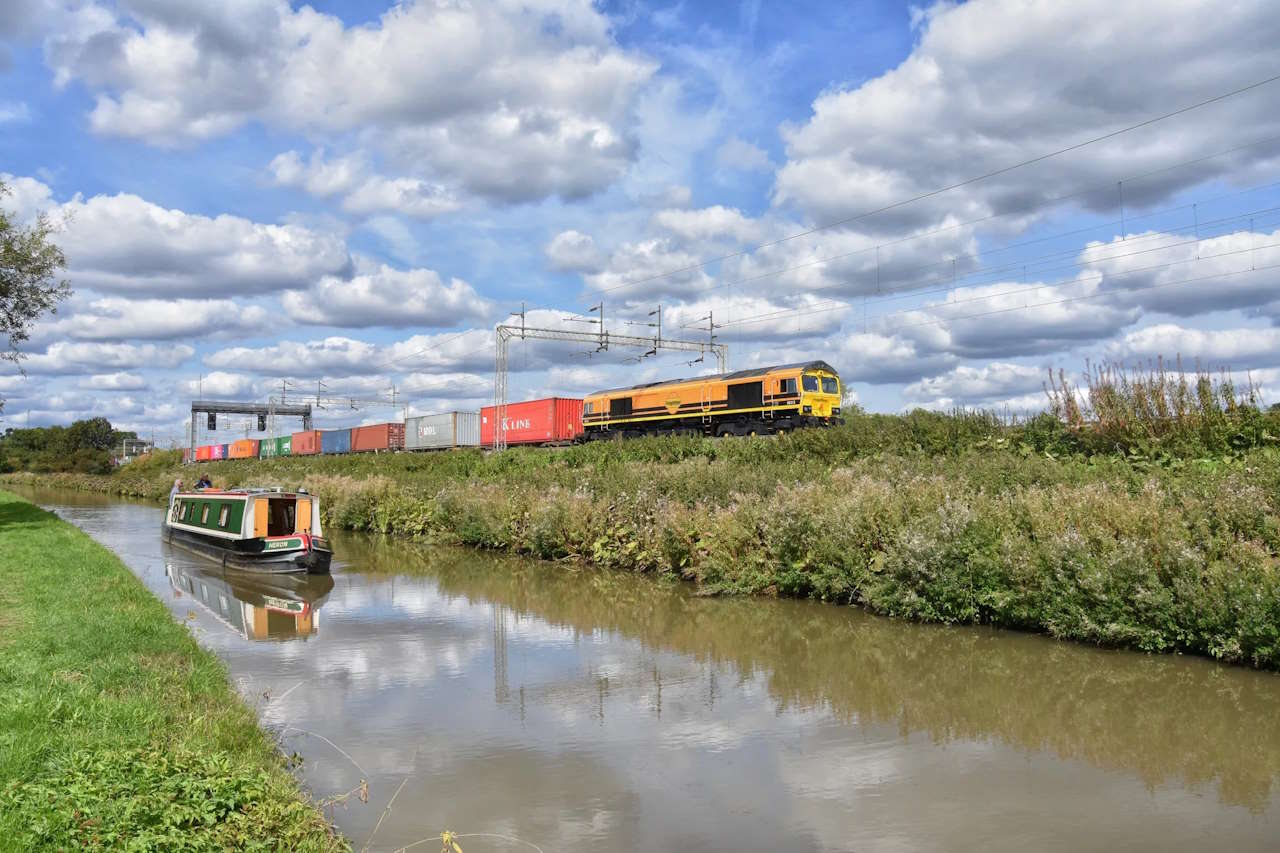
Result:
[7, 407, 1280, 668]
[0, 490, 345, 850]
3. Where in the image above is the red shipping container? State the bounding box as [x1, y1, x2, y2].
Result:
[291, 430, 322, 455]
[481, 398, 582, 446]
[350, 422, 406, 452]
[195, 445, 213, 461]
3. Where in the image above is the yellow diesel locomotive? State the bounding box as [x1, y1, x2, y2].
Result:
[582, 360, 843, 438]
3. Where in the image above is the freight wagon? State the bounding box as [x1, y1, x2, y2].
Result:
[291, 430, 322, 456]
[405, 412, 481, 450]
[321, 429, 351, 454]
[229, 439, 260, 459]
[351, 423, 405, 452]
[259, 436, 292, 458]
[480, 398, 582, 446]
[210, 444, 227, 460]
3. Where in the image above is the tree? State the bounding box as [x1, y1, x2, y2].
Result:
[1, 179, 70, 411]
[66, 417, 115, 451]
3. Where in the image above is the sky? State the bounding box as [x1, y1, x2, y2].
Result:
[2, 0, 1280, 446]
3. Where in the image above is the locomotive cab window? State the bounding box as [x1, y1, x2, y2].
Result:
[778, 378, 797, 395]
[802, 375, 819, 392]
[821, 377, 839, 394]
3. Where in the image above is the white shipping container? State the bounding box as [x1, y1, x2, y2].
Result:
[405, 412, 481, 450]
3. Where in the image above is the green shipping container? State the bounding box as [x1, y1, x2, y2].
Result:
[259, 436, 293, 458]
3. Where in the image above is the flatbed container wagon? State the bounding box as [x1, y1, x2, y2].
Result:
[292, 430, 322, 456]
[351, 423, 405, 453]
[321, 429, 351, 455]
[195, 445, 213, 461]
[406, 412, 481, 450]
[210, 444, 227, 460]
[480, 398, 582, 446]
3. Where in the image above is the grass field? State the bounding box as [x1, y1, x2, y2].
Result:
[7, 398, 1280, 669]
[0, 490, 346, 851]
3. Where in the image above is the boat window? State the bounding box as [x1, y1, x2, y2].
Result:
[218, 505, 230, 528]
[778, 378, 797, 396]
[180, 502, 189, 520]
[821, 377, 839, 394]
[200, 504, 210, 524]
[802, 375, 819, 392]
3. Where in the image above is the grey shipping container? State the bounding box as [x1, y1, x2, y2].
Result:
[405, 412, 481, 450]
[321, 428, 351, 454]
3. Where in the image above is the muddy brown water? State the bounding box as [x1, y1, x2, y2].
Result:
[15, 486, 1280, 851]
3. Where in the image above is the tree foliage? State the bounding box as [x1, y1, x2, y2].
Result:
[0, 418, 136, 473]
[1, 178, 70, 409]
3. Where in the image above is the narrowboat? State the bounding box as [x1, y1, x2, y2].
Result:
[163, 487, 333, 574]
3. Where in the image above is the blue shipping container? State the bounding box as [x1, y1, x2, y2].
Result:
[321, 428, 351, 454]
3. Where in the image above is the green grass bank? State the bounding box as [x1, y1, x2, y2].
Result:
[0, 490, 345, 851]
[9, 405, 1280, 670]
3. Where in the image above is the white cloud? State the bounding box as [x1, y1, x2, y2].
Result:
[1085, 227, 1280, 317]
[269, 149, 461, 219]
[715, 136, 771, 172]
[903, 362, 1046, 405]
[177, 371, 257, 398]
[400, 372, 489, 399]
[36, 296, 271, 342]
[203, 337, 380, 377]
[0, 101, 29, 123]
[281, 264, 491, 329]
[0, 171, 55, 221]
[48, 0, 657, 203]
[774, 0, 1280, 235]
[24, 180, 354, 295]
[652, 205, 764, 245]
[545, 230, 604, 273]
[12, 341, 194, 375]
[1108, 323, 1280, 368]
[76, 372, 148, 391]
[893, 277, 1139, 359]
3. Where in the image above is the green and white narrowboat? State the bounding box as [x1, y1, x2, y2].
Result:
[163, 487, 333, 574]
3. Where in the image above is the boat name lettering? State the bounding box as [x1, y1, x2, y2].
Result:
[265, 538, 300, 550]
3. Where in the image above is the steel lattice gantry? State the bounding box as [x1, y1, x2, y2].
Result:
[188, 399, 312, 462]
[493, 324, 728, 451]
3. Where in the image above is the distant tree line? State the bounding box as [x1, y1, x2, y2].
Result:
[0, 417, 135, 474]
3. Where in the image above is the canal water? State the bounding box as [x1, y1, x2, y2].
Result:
[17, 486, 1280, 851]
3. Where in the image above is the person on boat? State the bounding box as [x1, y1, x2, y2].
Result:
[170, 478, 183, 500]
[195, 473, 212, 489]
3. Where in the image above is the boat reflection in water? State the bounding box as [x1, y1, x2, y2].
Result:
[165, 554, 334, 641]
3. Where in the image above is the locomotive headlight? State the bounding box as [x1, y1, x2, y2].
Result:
[802, 405, 812, 413]
[833, 407, 841, 415]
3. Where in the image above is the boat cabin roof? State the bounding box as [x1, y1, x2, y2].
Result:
[176, 488, 309, 499]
